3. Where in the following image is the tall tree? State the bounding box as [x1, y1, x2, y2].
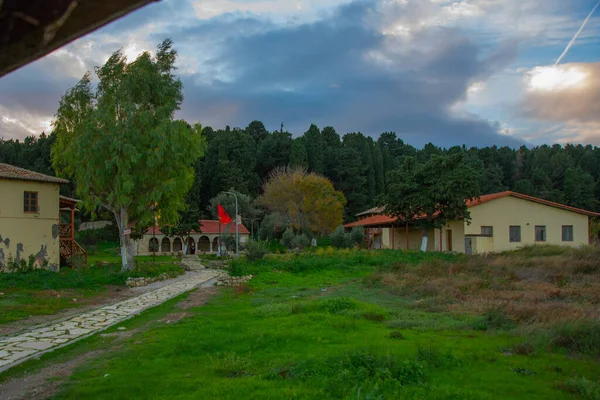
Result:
[290, 137, 309, 169]
[52, 39, 204, 270]
[304, 124, 324, 173]
[246, 120, 269, 143]
[481, 163, 507, 194]
[564, 168, 598, 210]
[384, 153, 480, 250]
[259, 167, 346, 236]
[256, 130, 292, 177]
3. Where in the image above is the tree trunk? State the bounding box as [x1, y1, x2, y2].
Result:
[182, 236, 188, 260]
[420, 229, 429, 252]
[115, 207, 135, 271]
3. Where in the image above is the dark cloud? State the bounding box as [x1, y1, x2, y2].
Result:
[0, 0, 525, 147]
[176, 1, 523, 147]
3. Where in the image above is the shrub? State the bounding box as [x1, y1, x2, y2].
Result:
[330, 226, 364, 249]
[330, 226, 349, 248]
[291, 234, 311, 250]
[474, 307, 516, 331]
[350, 226, 365, 246]
[388, 331, 405, 340]
[244, 240, 269, 261]
[258, 212, 289, 240]
[550, 320, 600, 356]
[416, 345, 461, 368]
[321, 297, 357, 313]
[362, 311, 387, 322]
[289, 351, 429, 387]
[562, 377, 600, 400]
[282, 228, 295, 249]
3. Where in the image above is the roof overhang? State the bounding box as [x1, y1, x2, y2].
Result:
[0, 0, 159, 78]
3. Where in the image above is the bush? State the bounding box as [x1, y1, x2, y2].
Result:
[330, 225, 363, 249]
[474, 307, 516, 331]
[562, 377, 600, 400]
[282, 228, 295, 249]
[291, 234, 311, 250]
[321, 297, 357, 313]
[258, 212, 289, 240]
[550, 320, 600, 356]
[330, 226, 349, 248]
[350, 226, 365, 246]
[244, 240, 269, 261]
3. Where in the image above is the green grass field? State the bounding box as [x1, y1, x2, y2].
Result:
[0, 241, 184, 324]
[86, 241, 178, 264]
[9, 247, 597, 399]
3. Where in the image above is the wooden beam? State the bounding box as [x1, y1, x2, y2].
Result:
[0, 0, 159, 77]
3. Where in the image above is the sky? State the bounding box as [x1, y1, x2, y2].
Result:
[1, 0, 600, 148]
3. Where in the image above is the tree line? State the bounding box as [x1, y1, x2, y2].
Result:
[2, 123, 600, 220]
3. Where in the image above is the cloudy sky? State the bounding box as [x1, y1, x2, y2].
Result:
[1, 0, 600, 147]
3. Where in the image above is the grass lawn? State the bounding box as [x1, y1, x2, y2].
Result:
[9, 247, 598, 399]
[0, 242, 184, 325]
[87, 241, 178, 265]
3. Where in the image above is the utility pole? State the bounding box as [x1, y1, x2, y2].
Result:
[224, 191, 239, 258]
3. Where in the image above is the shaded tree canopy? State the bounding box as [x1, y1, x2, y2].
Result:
[384, 152, 480, 229]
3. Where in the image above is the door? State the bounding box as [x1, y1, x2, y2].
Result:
[374, 234, 382, 250]
[187, 237, 196, 255]
[465, 237, 472, 255]
[446, 230, 453, 252]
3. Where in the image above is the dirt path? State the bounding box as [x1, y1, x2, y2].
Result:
[0, 285, 220, 400]
[0, 271, 220, 373]
[0, 271, 212, 338]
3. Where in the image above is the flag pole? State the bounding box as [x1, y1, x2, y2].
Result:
[224, 192, 239, 259]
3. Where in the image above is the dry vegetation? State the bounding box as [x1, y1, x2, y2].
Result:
[369, 245, 600, 333]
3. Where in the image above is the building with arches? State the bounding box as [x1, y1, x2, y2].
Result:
[138, 220, 250, 256]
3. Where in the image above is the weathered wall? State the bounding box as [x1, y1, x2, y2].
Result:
[466, 196, 590, 252]
[0, 179, 60, 269]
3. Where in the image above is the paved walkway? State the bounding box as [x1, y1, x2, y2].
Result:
[0, 270, 220, 372]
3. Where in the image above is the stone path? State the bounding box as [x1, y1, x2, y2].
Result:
[0, 270, 221, 373]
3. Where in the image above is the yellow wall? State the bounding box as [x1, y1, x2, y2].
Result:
[435, 220, 466, 253]
[465, 236, 494, 254]
[0, 179, 61, 269]
[388, 226, 436, 251]
[466, 196, 590, 252]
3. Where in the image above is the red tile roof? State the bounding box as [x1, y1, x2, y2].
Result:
[145, 220, 250, 235]
[0, 163, 68, 184]
[344, 215, 398, 228]
[345, 191, 600, 228]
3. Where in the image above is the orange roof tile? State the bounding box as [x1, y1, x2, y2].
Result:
[145, 220, 250, 235]
[344, 214, 398, 228]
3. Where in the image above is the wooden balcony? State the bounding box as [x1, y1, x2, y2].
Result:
[59, 196, 87, 268]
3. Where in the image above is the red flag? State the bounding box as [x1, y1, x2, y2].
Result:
[218, 204, 232, 224]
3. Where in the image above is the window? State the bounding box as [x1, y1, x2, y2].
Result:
[24, 191, 38, 213]
[481, 226, 493, 237]
[562, 225, 574, 242]
[509, 226, 521, 243]
[535, 225, 546, 242]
